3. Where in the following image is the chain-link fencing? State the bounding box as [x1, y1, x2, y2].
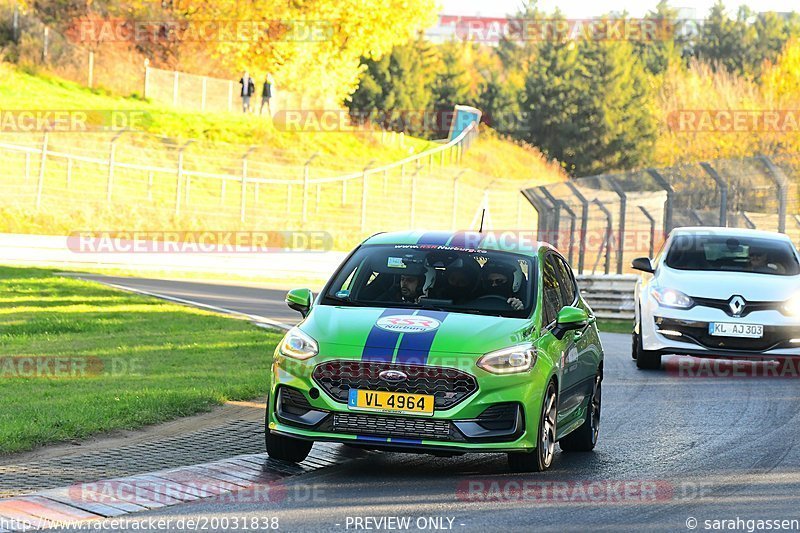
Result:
[524, 156, 800, 274]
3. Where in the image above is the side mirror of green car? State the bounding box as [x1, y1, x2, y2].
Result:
[551, 306, 589, 340]
[286, 288, 313, 318]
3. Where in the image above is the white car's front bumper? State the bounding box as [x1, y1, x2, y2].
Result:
[640, 295, 800, 358]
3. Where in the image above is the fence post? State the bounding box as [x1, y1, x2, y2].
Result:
[646, 168, 674, 235]
[452, 170, 465, 230]
[12, 4, 19, 43]
[360, 160, 376, 233]
[689, 209, 704, 225]
[591, 198, 613, 275]
[302, 152, 319, 224]
[143, 59, 150, 99]
[523, 188, 550, 241]
[608, 177, 627, 274]
[565, 181, 589, 275]
[173, 71, 179, 107]
[699, 162, 727, 227]
[66, 158, 72, 190]
[559, 201, 577, 266]
[35, 132, 49, 211]
[240, 146, 256, 222]
[87, 50, 94, 88]
[42, 26, 49, 63]
[175, 139, 194, 216]
[538, 187, 562, 245]
[638, 206, 656, 258]
[758, 156, 788, 233]
[410, 164, 422, 227]
[107, 130, 127, 206]
[740, 211, 756, 229]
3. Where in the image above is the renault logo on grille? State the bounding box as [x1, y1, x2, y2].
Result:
[379, 370, 408, 382]
[728, 295, 746, 316]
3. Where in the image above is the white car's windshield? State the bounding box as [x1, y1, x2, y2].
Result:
[665, 234, 800, 276]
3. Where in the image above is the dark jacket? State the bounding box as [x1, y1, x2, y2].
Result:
[240, 77, 255, 97]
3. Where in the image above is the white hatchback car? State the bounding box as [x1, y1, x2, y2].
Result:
[632, 227, 800, 369]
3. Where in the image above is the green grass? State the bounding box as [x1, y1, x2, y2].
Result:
[0, 62, 434, 159]
[596, 319, 633, 334]
[0, 265, 282, 454]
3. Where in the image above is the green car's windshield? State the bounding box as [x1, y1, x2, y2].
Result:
[322, 244, 536, 318]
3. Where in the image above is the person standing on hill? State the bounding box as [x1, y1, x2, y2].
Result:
[260, 73, 275, 116]
[239, 71, 255, 113]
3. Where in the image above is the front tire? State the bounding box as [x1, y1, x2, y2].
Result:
[508, 381, 557, 472]
[560, 373, 601, 452]
[266, 430, 313, 463]
[633, 330, 662, 370]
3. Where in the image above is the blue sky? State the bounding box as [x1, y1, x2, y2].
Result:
[439, 0, 798, 18]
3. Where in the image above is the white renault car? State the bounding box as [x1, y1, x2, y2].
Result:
[632, 227, 800, 369]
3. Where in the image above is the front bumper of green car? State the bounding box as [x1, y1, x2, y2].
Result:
[267, 353, 551, 453]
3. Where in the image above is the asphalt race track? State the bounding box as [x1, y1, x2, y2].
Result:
[57, 276, 800, 532]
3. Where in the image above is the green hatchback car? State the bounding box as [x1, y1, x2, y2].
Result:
[266, 231, 604, 472]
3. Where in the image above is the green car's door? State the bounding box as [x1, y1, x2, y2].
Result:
[541, 253, 583, 423]
[552, 254, 599, 398]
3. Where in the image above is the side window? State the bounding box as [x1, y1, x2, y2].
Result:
[541, 255, 564, 325]
[555, 256, 577, 304]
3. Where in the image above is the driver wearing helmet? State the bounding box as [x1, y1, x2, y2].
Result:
[380, 260, 436, 304]
[436, 257, 480, 303]
[481, 261, 525, 311]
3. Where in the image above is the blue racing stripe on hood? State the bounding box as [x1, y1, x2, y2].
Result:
[394, 310, 449, 365]
[361, 308, 415, 362]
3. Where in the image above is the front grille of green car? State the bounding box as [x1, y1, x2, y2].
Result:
[312, 361, 478, 409]
[331, 413, 454, 440]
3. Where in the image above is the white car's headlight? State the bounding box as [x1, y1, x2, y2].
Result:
[477, 343, 537, 374]
[783, 294, 800, 316]
[651, 287, 694, 309]
[279, 327, 319, 360]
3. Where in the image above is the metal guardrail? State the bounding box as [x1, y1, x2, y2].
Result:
[0, 122, 479, 226]
[576, 274, 637, 320]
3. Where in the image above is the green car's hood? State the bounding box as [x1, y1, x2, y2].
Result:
[301, 304, 532, 357]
